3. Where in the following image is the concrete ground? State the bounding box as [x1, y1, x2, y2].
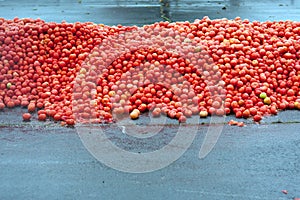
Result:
[0, 108, 300, 200]
[0, 0, 300, 199]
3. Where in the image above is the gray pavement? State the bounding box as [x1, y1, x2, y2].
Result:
[0, 0, 300, 199]
[0, 108, 300, 200]
[0, 0, 299, 26]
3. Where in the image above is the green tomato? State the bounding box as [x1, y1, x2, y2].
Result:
[259, 92, 267, 99]
[6, 82, 12, 89]
[194, 47, 202, 53]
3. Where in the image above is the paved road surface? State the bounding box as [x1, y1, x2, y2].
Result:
[0, 0, 300, 26]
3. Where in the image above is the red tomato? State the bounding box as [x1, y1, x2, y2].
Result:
[22, 113, 31, 121]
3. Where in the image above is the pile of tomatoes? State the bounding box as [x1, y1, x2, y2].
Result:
[0, 17, 299, 125]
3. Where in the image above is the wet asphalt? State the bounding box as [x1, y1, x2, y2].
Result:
[0, 0, 300, 199]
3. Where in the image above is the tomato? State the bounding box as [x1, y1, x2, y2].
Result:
[178, 115, 187, 123]
[0, 17, 299, 126]
[0, 103, 5, 110]
[38, 113, 47, 121]
[130, 109, 140, 120]
[22, 113, 31, 121]
[27, 103, 36, 112]
[253, 114, 262, 122]
[152, 108, 161, 117]
[66, 118, 75, 126]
